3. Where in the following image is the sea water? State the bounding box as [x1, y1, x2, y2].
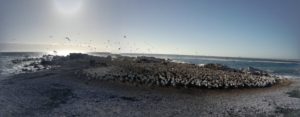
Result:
[0, 52, 299, 79]
[123, 53, 300, 79]
[0, 52, 46, 78]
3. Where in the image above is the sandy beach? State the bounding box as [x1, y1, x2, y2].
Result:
[0, 54, 299, 117]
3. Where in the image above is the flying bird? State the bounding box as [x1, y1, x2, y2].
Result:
[65, 37, 71, 41]
[53, 50, 57, 54]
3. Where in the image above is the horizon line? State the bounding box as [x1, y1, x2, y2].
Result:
[1, 51, 299, 62]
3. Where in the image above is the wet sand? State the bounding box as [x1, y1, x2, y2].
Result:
[0, 65, 300, 117]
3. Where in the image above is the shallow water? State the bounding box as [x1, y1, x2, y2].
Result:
[0, 52, 45, 78]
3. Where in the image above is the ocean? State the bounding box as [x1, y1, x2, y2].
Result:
[0, 52, 47, 78]
[0, 52, 299, 79]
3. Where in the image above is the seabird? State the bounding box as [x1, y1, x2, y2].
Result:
[65, 37, 71, 41]
[53, 50, 57, 54]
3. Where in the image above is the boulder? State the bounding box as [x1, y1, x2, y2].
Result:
[69, 53, 90, 60]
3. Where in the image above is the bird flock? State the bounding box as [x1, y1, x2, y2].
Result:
[75, 55, 278, 88]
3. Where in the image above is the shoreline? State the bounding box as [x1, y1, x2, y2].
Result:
[0, 53, 299, 116]
[0, 68, 299, 116]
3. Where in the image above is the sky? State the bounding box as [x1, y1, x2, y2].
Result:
[0, 0, 299, 59]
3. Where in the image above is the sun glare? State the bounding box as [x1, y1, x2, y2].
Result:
[54, 0, 82, 15]
[48, 50, 84, 56]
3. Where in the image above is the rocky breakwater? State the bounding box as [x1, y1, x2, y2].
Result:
[11, 55, 65, 73]
[77, 55, 281, 88]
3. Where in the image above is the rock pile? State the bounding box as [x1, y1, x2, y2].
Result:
[135, 56, 165, 63]
[69, 53, 90, 60]
[12, 53, 279, 88]
[77, 55, 278, 88]
[203, 63, 242, 73]
[11, 55, 64, 73]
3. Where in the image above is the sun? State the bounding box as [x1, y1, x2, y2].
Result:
[54, 0, 82, 15]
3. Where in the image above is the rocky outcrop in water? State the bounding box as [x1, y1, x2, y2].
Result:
[11, 53, 280, 88]
[11, 55, 63, 73]
[242, 67, 270, 76]
[75, 55, 278, 88]
[203, 63, 242, 73]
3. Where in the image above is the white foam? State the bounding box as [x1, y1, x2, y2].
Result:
[171, 59, 186, 64]
[277, 75, 300, 79]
